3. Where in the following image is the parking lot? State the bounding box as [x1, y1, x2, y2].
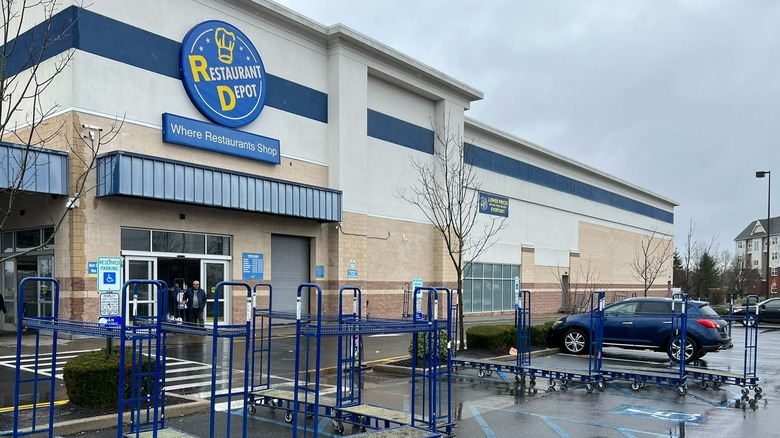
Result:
[3, 324, 778, 437]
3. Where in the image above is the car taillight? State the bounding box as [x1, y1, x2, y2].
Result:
[696, 319, 720, 329]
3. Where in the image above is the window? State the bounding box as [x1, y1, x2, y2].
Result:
[0, 227, 53, 253]
[772, 267, 778, 276]
[121, 229, 150, 251]
[463, 262, 519, 313]
[753, 239, 761, 252]
[637, 301, 671, 314]
[773, 236, 779, 246]
[605, 301, 638, 316]
[773, 252, 779, 262]
[737, 241, 743, 249]
[122, 227, 231, 256]
[754, 259, 760, 268]
[15, 229, 41, 250]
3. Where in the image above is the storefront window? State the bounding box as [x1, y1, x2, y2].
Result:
[123, 227, 230, 256]
[15, 229, 41, 250]
[463, 262, 520, 313]
[207, 235, 230, 255]
[1, 233, 12, 253]
[42, 227, 54, 249]
[153, 231, 184, 253]
[121, 228, 150, 251]
[184, 233, 205, 254]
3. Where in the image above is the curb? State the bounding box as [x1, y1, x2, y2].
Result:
[373, 348, 560, 377]
[15, 395, 211, 436]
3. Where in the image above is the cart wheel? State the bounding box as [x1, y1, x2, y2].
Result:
[741, 394, 750, 402]
[561, 380, 568, 388]
[530, 376, 536, 384]
[548, 378, 555, 388]
[477, 369, 485, 378]
[332, 420, 344, 433]
[741, 387, 750, 395]
[639, 382, 646, 388]
[247, 405, 256, 415]
[486, 369, 493, 376]
[585, 383, 593, 393]
[306, 412, 314, 418]
[714, 381, 722, 388]
[677, 385, 687, 396]
[700, 381, 708, 389]
[755, 386, 763, 394]
[357, 415, 367, 425]
[597, 381, 605, 391]
[755, 393, 763, 401]
[515, 374, 523, 383]
[631, 381, 640, 391]
[267, 398, 277, 411]
[284, 411, 294, 423]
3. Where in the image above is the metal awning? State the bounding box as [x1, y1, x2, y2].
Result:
[0, 141, 69, 195]
[96, 151, 341, 222]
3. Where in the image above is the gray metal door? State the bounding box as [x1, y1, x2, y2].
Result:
[271, 235, 310, 316]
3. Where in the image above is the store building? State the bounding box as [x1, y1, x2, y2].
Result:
[0, 0, 676, 332]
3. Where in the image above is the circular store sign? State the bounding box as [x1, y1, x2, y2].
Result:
[180, 21, 267, 128]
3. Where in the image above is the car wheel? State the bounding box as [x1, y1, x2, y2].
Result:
[741, 319, 756, 327]
[562, 329, 588, 354]
[667, 337, 698, 363]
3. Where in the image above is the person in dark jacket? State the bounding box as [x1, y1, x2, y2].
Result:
[185, 280, 207, 326]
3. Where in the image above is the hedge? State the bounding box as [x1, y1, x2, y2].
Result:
[466, 321, 555, 353]
[63, 347, 157, 408]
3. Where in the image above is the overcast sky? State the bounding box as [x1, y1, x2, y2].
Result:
[274, 0, 780, 257]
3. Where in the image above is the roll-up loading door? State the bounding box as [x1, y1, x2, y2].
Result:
[270, 234, 311, 317]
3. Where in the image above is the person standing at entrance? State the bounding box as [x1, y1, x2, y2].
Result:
[186, 281, 207, 326]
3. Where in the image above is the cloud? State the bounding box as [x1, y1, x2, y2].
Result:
[276, 0, 780, 256]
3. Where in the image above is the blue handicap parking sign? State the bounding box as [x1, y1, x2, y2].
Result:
[103, 272, 116, 284]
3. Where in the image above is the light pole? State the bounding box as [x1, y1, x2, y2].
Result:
[756, 170, 771, 299]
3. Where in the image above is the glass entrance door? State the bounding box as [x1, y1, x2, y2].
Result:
[2, 261, 15, 331]
[124, 257, 157, 319]
[37, 255, 54, 320]
[0, 256, 53, 332]
[201, 260, 229, 324]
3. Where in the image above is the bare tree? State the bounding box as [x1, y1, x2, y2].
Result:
[722, 253, 762, 297]
[550, 257, 613, 313]
[630, 229, 674, 297]
[397, 113, 506, 350]
[0, 1, 122, 262]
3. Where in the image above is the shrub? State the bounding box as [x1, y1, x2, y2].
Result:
[466, 325, 515, 353]
[528, 321, 552, 346]
[63, 347, 156, 408]
[467, 321, 555, 352]
[408, 330, 449, 362]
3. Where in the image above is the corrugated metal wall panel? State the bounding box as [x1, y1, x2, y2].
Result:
[96, 151, 342, 222]
[0, 142, 69, 195]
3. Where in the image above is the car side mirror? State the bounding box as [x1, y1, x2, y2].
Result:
[760, 304, 767, 310]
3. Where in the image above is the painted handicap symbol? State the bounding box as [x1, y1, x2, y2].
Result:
[103, 272, 116, 284]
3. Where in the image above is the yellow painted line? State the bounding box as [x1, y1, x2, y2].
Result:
[298, 355, 410, 374]
[0, 399, 68, 413]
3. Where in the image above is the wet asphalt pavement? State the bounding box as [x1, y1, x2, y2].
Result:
[2, 323, 779, 437]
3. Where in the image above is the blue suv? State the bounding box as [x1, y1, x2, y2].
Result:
[548, 297, 733, 362]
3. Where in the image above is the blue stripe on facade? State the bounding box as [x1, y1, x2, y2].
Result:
[367, 109, 434, 154]
[3, 7, 327, 123]
[7, 7, 669, 223]
[465, 143, 674, 223]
